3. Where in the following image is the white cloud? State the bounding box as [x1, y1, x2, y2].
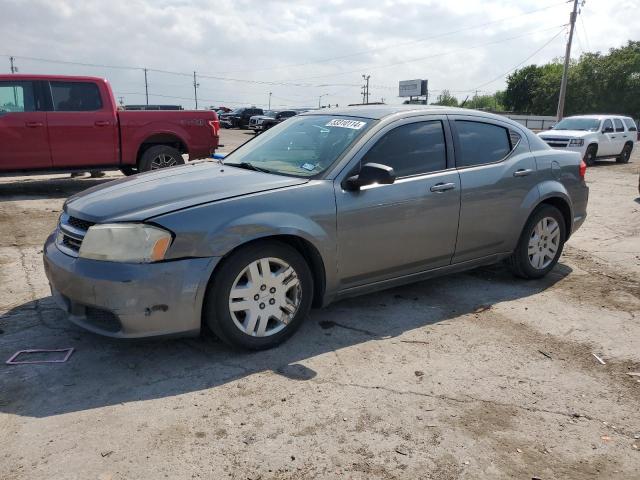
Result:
[1, 0, 638, 108]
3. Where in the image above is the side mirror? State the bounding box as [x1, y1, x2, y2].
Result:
[344, 163, 396, 191]
[603, 126, 614, 133]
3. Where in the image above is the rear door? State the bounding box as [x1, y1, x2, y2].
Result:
[335, 116, 460, 288]
[450, 116, 537, 263]
[46, 80, 118, 168]
[0, 80, 51, 170]
[612, 118, 627, 154]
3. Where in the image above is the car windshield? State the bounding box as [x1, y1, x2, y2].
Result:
[224, 115, 373, 177]
[263, 110, 277, 117]
[553, 118, 600, 131]
[230, 108, 244, 114]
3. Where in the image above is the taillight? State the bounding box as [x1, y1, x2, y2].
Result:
[579, 159, 587, 179]
[208, 119, 220, 137]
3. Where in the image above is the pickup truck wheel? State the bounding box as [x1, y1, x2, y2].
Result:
[203, 241, 313, 350]
[584, 145, 597, 166]
[139, 145, 184, 172]
[507, 205, 566, 280]
[616, 143, 632, 163]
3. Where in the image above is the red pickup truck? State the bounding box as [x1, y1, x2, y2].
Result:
[0, 74, 219, 175]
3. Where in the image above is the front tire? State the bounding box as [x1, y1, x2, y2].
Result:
[508, 205, 566, 279]
[203, 241, 313, 350]
[616, 143, 632, 163]
[138, 145, 185, 172]
[584, 145, 597, 166]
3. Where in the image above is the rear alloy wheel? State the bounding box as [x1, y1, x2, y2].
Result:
[138, 145, 185, 172]
[584, 145, 597, 166]
[204, 241, 313, 350]
[616, 144, 632, 163]
[508, 205, 566, 279]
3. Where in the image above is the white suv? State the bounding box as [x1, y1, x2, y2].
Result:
[538, 115, 637, 166]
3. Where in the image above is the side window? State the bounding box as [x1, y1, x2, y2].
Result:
[362, 121, 447, 177]
[50, 82, 103, 112]
[603, 119, 613, 132]
[455, 120, 511, 167]
[624, 118, 637, 132]
[0, 81, 36, 112]
[614, 118, 625, 132]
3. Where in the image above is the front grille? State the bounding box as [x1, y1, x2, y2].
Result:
[68, 216, 95, 231]
[540, 136, 570, 148]
[56, 213, 94, 257]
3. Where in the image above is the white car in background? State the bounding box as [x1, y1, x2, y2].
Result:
[538, 115, 637, 166]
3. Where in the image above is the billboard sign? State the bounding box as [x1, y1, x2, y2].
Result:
[399, 79, 428, 97]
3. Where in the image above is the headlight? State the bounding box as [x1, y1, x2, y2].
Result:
[569, 139, 584, 146]
[79, 224, 172, 263]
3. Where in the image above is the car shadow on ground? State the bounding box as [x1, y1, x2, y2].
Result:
[0, 177, 115, 199]
[0, 262, 572, 418]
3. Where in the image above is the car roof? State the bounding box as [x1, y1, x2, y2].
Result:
[0, 74, 108, 82]
[562, 114, 629, 120]
[299, 105, 526, 123]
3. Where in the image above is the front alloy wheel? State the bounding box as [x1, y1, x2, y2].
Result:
[229, 257, 302, 337]
[204, 241, 313, 350]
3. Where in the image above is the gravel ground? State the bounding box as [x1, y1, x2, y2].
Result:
[0, 131, 639, 480]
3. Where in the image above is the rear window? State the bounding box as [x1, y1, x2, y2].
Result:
[614, 118, 625, 132]
[455, 120, 511, 167]
[624, 118, 637, 131]
[51, 82, 102, 112]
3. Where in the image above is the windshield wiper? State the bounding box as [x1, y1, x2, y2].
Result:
[225, 162, 273, 174]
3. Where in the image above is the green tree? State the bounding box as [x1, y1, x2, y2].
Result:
[432, 89, 458, 107]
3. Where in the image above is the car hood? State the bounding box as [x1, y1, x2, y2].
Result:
[64, 162, 308, 223]
[538, 129, 595, 139]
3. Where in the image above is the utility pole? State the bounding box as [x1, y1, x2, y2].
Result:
[362, 74, 370, 104]
[268, 92, 272, 110]
[193, 71, 199, 109]
[318, 93, 328, 109]
[556, 0, 580, 120]
[143, 68, 149, 106]
[9, 56, 17, 73]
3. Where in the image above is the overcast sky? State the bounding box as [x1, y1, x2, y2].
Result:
[2, 0, 638, 109]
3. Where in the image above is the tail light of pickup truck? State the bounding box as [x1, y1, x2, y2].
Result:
[208, 119, 220, 137]
[579, 159, 587, 180]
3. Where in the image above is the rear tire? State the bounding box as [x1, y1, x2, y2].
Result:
[616, 143, 632, 163]
[584, 145, 597, 166]
[203, 241, 313, 350]
[508, 205, 566, 279]
[138, 145, 184, 172]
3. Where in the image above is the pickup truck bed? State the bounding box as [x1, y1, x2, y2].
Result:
[0, 74, 219, 175]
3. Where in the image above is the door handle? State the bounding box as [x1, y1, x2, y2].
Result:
[430, 182, 456, 192]
[513, 169, 533, 177]
[25, 121, 44, 128]
[611, 136, 616, 139]
[94, 120, 110, 127]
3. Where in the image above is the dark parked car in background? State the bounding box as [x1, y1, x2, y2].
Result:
[220, 107, 264, 129]
[249, 110, 298, 133]
[44, 106, 588, 350]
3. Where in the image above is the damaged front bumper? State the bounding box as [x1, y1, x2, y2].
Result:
[43, 232, 219, 338]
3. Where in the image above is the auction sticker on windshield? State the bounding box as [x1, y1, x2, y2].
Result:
[326, 119, 366, 129]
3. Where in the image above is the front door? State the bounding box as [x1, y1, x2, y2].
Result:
[599, 118, 618, 156]
[46, 80, 118, 168]
[0, 80, 51, 171]
[450, 116, 539, 263]
[335, 117, 460, 289]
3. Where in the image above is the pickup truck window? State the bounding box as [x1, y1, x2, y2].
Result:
[51, 81, 103, 112]
[613, 118, 625, 132]
[0, 81, 36, 112]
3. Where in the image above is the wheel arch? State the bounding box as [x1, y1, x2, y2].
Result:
[137, 133, 188, 166]
[206, 234, 327, 310]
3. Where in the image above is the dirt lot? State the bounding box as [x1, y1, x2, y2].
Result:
[1, 131, 639, 480]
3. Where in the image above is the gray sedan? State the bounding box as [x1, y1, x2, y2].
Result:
[44, 106, 589, 349]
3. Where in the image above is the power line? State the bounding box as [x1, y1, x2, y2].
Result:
[469, 26, 566, 91]
[217, 1, 568, 75]
[288, 24, 568, 82]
